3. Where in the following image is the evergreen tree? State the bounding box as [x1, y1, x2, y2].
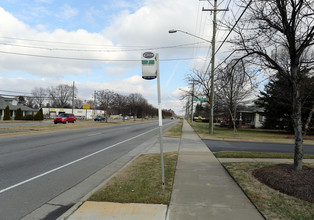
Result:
[15, 108, 23, 120]
[256, 74, 314, 132]
[3, 105, 10, 120]
[34, 108, 44, 120]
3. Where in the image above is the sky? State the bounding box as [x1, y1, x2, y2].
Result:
[0, 0, 239, 115]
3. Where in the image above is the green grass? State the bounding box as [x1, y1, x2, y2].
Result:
[223, 162, 314, 220]
[190, 121, 314, 144]
[214, 151, 314, 159]
[88, 152, 178, 205]
[164, 120, 183, 138]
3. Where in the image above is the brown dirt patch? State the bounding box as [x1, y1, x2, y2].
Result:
[252, 164, 314, 203]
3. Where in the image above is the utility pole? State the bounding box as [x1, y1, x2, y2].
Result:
[190, 80, 195, 122]
[72, 81, 75, 114]
[94, 91, 96, 117]
[202, 0, 228, 134]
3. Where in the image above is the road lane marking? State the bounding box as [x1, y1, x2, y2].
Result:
[0, 127, 158, 194]
[87, 133, 102, 136]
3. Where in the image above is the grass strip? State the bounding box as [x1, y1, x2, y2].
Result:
[222, 162, 314, 220]
[164, 120, 183, 138]
[88, 152, 178, 205]
[214, 151, 314, 159]
[190, 122, 314, 144]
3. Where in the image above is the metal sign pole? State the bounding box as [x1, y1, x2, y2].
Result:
[141, 51, 165, 190]
[156, 53, 165, 189]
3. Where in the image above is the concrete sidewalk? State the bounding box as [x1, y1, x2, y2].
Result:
[166, 120, 264, 220]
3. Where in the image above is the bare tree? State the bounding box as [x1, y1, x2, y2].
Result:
[215, 60, 256, 126]
[229, 0, 314, 170]
[47, 84, 77, 108]
[182, 69, 211, 121]
[31, 87, 47, 108]
[128, 93, 146, 120]
[185, 69, 211, 101]
[96, 90, 116, 121]
[111, 93, 129, 118]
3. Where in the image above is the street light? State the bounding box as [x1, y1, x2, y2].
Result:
[169, 29, 214, 134]
[168, 29, 211, 43]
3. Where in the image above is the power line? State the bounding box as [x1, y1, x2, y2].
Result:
[204, 0, 253, 74]
[0, 89, 32, 94]
[0, 41, 208, 52]
[215, 0, 252, 55]
[0, 50, 205, 62]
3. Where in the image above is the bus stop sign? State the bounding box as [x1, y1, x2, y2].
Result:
[142, 51, 157, 80]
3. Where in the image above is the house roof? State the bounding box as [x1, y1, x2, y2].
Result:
[0, 97, 13, 109]
[238, 105, 264, 113]
[0, 97, 34, 111]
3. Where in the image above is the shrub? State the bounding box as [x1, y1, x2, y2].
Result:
[3, 106, 10, 120]
[23, 115, 34, 120]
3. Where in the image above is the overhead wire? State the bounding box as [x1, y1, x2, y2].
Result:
[0, 41, 209, 52]
[215, 0, 253, 55]
[0, 49, 204, 62]
[201, 0, 253, 75]
[188, 0, 212, 71]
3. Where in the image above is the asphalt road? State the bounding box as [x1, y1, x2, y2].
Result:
[0, 119, 92, 127]
[202, 139, 314, 155]
[0, 120, 175, 220]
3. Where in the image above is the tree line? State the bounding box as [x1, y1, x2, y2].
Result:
[17, 85, 175, 119]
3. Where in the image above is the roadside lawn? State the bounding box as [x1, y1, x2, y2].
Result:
[88, 121, 182, 204]
[163, 120, 183, 138]
[88, 152, 178, 205]
[190, 121, 314, 145]
[223, 162, 314, 220]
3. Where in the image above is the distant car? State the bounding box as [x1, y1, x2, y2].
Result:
[54, 113, 76, 124]
[94, 115, 106, 121]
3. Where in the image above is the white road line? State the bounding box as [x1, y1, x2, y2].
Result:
[87, 133, 102, 136]
[0, 127, 157, 194]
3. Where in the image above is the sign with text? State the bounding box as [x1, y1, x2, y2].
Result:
[142, 51, 157, 80]
[83, 104, 90, 109]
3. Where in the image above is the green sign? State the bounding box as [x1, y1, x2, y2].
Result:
[194, 98, 209, 102]
[142, 60, 155, 65]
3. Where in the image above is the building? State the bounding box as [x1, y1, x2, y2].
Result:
[0, 97, 35, 120]
[238, 105, 265, 128]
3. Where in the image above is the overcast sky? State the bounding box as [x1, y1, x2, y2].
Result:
[0, 0, 238, 114]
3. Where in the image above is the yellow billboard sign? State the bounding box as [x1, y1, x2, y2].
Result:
[83, 104, 90, 109]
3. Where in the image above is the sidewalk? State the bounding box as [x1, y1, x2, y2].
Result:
[61, 120, 264, 219]
[166, 120, 264, 220]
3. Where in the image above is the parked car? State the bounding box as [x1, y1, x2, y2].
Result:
[54, 113, 76, 124]
[94, 115, 106, 121]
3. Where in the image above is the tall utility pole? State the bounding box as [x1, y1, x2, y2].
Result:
[94, 91, 96, 117]
[202, 0, 228, 134]
[190, 80, 195, 122]
[72, 81, 75, 114]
